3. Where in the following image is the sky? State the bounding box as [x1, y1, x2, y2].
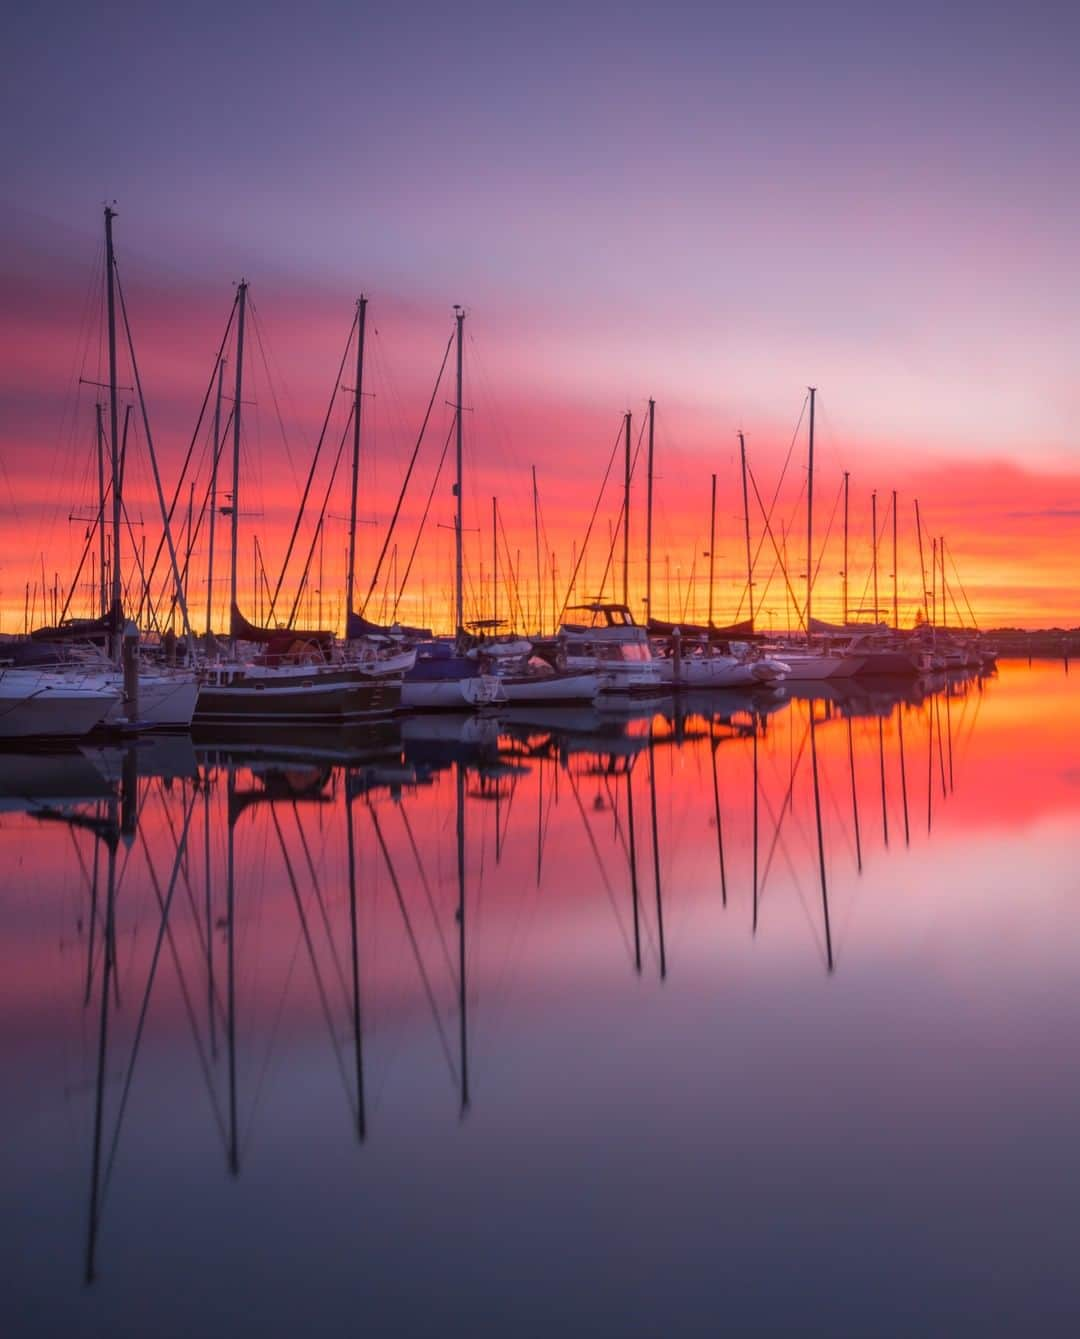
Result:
[2, 0, 1078, 631]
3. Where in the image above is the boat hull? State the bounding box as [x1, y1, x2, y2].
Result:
[0, 681, 118, 740]
[496, 672, 600, 703]
[401, 675, 504, 710]
[104, 673, 200, 730]
[195, 669, 402, 724]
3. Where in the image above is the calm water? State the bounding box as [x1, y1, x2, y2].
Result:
[4, 660, 1079, 1338]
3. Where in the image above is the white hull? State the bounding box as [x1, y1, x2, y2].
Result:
[496, 672, 600, 703]
[401, 675, 505, 710]
[103, 673, 200, 729]
[768, 652, 851, 681]
[0, 675, 118, 740]
[658, 657, 781, 688]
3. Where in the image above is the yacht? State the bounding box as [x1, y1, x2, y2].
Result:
[554, 604, 667, 695]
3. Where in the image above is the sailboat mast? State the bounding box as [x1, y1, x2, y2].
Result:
[739, 431, 755, 629]
[346, 295, 367, 620]
[871, 489, 879, 623]
[842, 470, 849, 626]
[914, 498, 929, 624]
[707, 471, 717, 627]
[228, 281, 248, 625]
[805, 388, 817, 646]
[892, 488, 899, 630]
[622, 410, 631, 607]
[646, 398, 655, 621]
[454, 306, 465, 639]
[456, 761, 469, 1113]
[206, 356, 225, 635]
[104, 209, 122, 648]
[492, 496, 498, 627]
[940, 535, 947, 630]
[531, 465, 542, 635]
[95, 402, 107, 620]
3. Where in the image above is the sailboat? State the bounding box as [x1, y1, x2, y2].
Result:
[760, 389, 856, 682]
[17, 208, 199, 730]
[396, 308, 502, 710]
[193, 283, 413, 726]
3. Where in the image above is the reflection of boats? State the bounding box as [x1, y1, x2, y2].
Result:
[401, 711, 511, 776]
[497, 701, 662, 767]
[193, 719, 403, 769]
[776, 670, 979, 718]
[0, 749, 114, 811]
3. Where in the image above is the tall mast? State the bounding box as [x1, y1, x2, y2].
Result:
[454, 306, 465, 639]
[206, 356, 226, 635]
[707, 471, 717, 627]
[842, 470, 850, 626]
[531, 465, 542, 634]
[229, 281, 248, 625]
[346, 295, 367, 619]
[805, 388, 817, 647]
[491, 496, 498, 627]
[914, 498, 929, 624]
[892, 488, 899, 630]
[622, 410, 632, 607]
[104, 208, 122, 651]
[739, 431, 755, 630]
[95, 403, 107, 620]
[871, 489, 879, 623]
[931, 537, 937, 631]
[456, 761, 469, 1113]
[940, 535, 947, 630]
[646, 398, 655, 622]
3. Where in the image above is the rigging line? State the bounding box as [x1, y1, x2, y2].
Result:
[556, 418, 627, 625]
[944, 543, 979, 629]
[117, 819, 229, 1162]
[360, 330, 454, 619]
[730, 398, 809, 621]
[810, 474, 845, 604]
[566, 768, 635, 963]
[140, 296, 238, 610]
[101, 794, 198, 1198]
[285, 406, 355, 628]
[367, 801, 459, 1083]
[113, 263, 193, 640]
[497, 505, 527, 630]
[247, 297, 300, 489]
[290, 800, 352, 1012]
[121, 497, 163, 636]
[852, 491, 893, 621]
[159, 406, 236, 629]
[266, 306, 358, 623]
[746, 460, 810, 633]
[594, 423, 647, 607]
[390, 416, 455, 622]
[756, 717, 811, 902]
[269, 806, 357, 1117]
[397, 803, 458, 989]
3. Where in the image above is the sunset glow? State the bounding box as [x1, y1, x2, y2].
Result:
[3, 3, 1077, 634]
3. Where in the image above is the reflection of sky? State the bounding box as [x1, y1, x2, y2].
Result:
[2, 4, 1080, 628]
[3, 661, 1080, 1334]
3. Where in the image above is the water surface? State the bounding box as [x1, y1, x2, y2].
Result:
[4, 660, 1079, 1337]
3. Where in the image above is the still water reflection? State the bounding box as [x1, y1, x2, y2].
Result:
[4, 661, 1079, 1337]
